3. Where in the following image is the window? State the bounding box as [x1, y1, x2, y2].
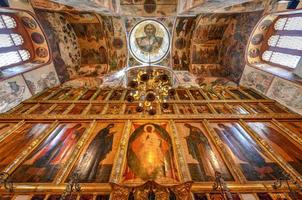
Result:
[0, 14, 30, 69]
[0, 15, 16, 29]
[0, 34, 24, 48]
[262, 15, 302, 70]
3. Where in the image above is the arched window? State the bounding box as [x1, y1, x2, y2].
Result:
[262, 15, 302, 69]
[0, 14, 31, 69]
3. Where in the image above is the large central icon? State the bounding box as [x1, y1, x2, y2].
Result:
[129, 19, 170, 64]
[123, 123, 179, 183]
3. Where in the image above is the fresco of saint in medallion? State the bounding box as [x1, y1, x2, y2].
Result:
[129, 20, 170, 64]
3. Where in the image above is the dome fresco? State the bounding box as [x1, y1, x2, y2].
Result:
[129, 19, 170, 64]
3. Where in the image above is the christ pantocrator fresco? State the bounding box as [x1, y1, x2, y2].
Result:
[135, 23, 163, 53]
[129, 20, 170, 64]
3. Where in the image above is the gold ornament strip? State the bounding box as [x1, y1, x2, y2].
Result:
[0, 182, 299, 194]
[76, 89, 89, 101]
[42, 103, 58, 115]
[0, 120, 25, 143]
[110, 120, 131, 183]
[24, 99, 275, 104]
[238, 88, 255, 100]
[90, 88, 101, 101]
[44, 88, 64, 101]
[0, 113, 300, 120]
[170, 120, 191, 182]
[225, 89, 240, 100]
[23, 104, 40, 114]
[82, 103, 92, 115]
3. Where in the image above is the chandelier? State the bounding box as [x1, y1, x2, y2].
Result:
[126, 68, 176, 115]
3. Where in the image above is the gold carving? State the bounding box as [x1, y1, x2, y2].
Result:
[110, 183, 130, 200]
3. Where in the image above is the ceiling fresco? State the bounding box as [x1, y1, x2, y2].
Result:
[27, 0, 271, 82]
[125, 16, 175, 67]
[179, 0, 266, 15]
[129, 19, 170, 64]
[190, 11, 263, 83]
[172, 17, 196, 71]
[30, 0, 273, 17]
[50, 0, 118, 15]
[120, 0, 177, 16]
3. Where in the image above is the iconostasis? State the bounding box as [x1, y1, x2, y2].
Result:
[0, 85, 302, 200]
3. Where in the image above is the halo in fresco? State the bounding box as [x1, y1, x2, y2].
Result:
[129, 19, 170, 64]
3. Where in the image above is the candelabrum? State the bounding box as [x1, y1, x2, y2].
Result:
[272, 170, 302, 200]
[60, 173, 81, 200]
[0, 172, 13, 192]
[212, 171, 233, 200]
[126, 69, 175, 115]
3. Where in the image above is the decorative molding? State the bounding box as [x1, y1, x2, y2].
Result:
[110, 120, 131, 183]
[170, 120, 191, 182]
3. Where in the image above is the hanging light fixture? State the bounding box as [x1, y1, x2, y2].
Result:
[126, 68, 176, 115]
[126, 37, 175, 115]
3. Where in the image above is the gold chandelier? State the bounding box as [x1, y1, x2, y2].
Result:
[126, 68, 176, 115]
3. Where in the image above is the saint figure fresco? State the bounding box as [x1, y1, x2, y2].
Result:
[178, 123, 233, 181]
[70, 124, 117, 182]
[11, 123, 87, 182]
[69, 123, 123, 183]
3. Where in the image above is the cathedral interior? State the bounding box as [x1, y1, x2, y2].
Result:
[1, 0, 302, 200]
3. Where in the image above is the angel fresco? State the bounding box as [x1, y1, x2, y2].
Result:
[123, 123, 179, 183]
[136, 23, 163, 53]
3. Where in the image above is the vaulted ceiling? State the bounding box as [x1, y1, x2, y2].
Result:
[26, 0, 279, 85]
